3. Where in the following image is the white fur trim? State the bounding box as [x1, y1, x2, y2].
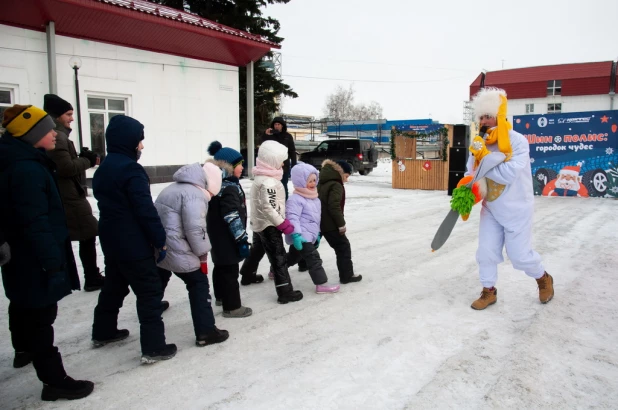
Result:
[559, 169, 579, 177]
[477, 177, 488, 199]
[471, 87, 507, 123]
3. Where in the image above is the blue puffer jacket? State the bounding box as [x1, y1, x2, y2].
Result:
[0, 134, 80, 307]
[93, 115, 166, 261]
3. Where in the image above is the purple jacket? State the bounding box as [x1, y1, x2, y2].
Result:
[285, 163, 321, 244]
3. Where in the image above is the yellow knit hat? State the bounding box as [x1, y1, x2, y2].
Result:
[2, 104, 55, 146]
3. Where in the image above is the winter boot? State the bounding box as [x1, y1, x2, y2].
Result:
[316, 283, 340, 294]
[141, 344, 177, 364]
[536, 272, 554, 304]
[13, 351, 32, 368]
[471, 287, 497, 310]
[41, 376, 94, 401]
[92, 329, 130, 348]
[215, 299, 223, 307]
[277, 290, 304, 304]
[161, 300, 170, 312]
[83, 272, 105, 292]
[241, 274, 264, 286]
[196, 327, 229, 347]
[222, 306, 253, 318]
[340, 274, 362, 284]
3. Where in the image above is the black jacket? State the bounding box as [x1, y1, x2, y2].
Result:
[93, 116, 166, 262]
[0, 133, 80, 307]
[260, 117, 297, 174]
[207, 168, 248, 265]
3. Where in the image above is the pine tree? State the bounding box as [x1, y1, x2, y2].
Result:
[154, 0, 298, 146]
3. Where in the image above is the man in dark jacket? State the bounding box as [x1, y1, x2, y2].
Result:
[91, 115, 176, 364]
[44, 94, 104, 291]
[0, 104, 94, 401]
[261, 116, 297, 199]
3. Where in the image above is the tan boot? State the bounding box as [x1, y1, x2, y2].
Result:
[471, 287, 497, 310]
[536, 272, 554, 304]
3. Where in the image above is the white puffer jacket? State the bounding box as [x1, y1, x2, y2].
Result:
[249, 141, 289, 233]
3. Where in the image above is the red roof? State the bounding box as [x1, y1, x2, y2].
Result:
[0, 0, 278, 67]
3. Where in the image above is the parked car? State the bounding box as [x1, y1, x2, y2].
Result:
[299, 138, 378, 175]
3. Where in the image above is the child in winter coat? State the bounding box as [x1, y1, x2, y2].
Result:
[285, 163, 340, 294]
[240, 140, 303, 304]
[318, 160, 362, 284]
[155, 161, 230, 347]
[206, 141, 256, 318]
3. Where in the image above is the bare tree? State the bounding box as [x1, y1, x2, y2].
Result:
[323, 85, 383, 135]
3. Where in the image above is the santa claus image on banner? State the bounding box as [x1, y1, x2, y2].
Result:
[542, 163, 589, 197]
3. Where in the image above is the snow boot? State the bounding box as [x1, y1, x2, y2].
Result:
[41, 376, 94, 401]
[13, 351, 32, 368]
[536, 272, 554, 304]
[222, 306, 253, 318]
[316, 283, 340, 294]
[161, 300, 170, 312]
[196, 327, 229, 347]
[277, 290, 304, 304]
[240, 274, 264, 286]
[92, 329, 130, 348]
[340, 274, 362, 284]
[141, 344, 177, 364]
[471, 287, 497, 310]
[83, 272, 105, 292]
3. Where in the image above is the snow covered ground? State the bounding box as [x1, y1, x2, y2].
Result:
[1, 160, 617, 409]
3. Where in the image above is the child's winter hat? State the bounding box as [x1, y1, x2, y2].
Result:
[203, 161, 223, 196]
[291, 162, 319, 188]
[207, 141, 243, 167]
[336, 160, 353, 175]
[2, 104, 55, 146]
[257, 140, 288, 169]
[43, 94, 73, 119]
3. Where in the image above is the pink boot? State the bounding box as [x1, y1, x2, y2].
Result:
[316, 283, 340, 294]
[268, 270, 274, 280]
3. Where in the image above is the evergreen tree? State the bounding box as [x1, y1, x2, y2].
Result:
[154, 0, 298, 146]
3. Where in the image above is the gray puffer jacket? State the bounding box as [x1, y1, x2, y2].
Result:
[155, 163, 211, 273]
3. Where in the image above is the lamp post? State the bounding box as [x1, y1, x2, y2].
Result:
[69, 56, 83, 150]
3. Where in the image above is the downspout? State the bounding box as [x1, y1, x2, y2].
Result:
[609, 61, 616, 110]
[246, 60, 255, 177]
[46, 21, 57, 94]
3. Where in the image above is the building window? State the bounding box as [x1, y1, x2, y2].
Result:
[548, 103, 562, 113]
[525, 103, 535, 114]
[547, 80, 562, 96]
[87, 96, 128, 158]
[0, 87, 15, 130]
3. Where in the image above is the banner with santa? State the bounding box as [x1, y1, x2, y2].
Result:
[513, 110, 618, 198]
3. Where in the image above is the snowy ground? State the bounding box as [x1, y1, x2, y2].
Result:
[1, 160, 617, 409]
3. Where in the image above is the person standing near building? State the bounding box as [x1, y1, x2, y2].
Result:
[91, 115, 176, 364]
[0, 104, 94, 401]
[44, 94, 104, 291]
[467, 87, 554, 310]
[261, 117, 297, 200]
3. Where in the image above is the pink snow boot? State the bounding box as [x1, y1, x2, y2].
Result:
[268, 270, 274, 280]
[316, 283, 340, 294]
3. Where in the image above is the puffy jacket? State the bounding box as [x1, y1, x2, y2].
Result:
[93, 115, 166, 261]
[0, 133, 80, 307]
[285, 163, 321, 244]
[155, 163, 213, 273]
[47, 121, 98, 241]
[318, 159, 347, 233]
[260, 116, 297, 174]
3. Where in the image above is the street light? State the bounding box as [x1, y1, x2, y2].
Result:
[69, 56, 84, 150]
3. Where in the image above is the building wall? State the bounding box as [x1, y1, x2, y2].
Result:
[507, 95, 613, 122]
[0, 24, 240, 180]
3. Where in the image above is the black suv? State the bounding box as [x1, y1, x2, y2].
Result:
[299, 138, 378, 175]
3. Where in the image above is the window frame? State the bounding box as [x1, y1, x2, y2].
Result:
[525, 103, 535, 114]
[85, 93, 130, 157]
[547, 103, 562, 113]
[547, 80, 562, 96]
[0, 86, 17, 132]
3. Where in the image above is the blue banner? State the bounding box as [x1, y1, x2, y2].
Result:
[513, 110, 618, 198]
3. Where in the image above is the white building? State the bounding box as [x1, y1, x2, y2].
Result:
[0, 0, 276, 182]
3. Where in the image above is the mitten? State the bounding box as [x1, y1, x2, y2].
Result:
[0, 242, 11, 266]
[469, 136, 491, 163]
[199, 253, 208, 274]
[338, 226, 347, 235]
[79, 148, 99, 168]
[314, 233, 322, 249]
[276, 219, 294, 235]
[291, 233, 306, 251]
[237, 239, 250, 260]
[156, 247, 167, 263]
[451, 175, 484, 221]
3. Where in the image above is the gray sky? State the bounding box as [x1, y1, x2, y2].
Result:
[267, 0, 618, 124]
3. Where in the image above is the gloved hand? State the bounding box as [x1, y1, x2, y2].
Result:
[156, 246, 167, 263]
[0, 242, 10, 266]
[451, 176, 483, 222]
[237, 239, 250, 260]
[276, 219, 294, 235]
[199, 253, 208, 274]
[469, 136, 491, 163]
[79, 147, 99, 168]
[314, 233, 322, 249]
[291, 233, 306, 251]
[338, 226, 347, 236]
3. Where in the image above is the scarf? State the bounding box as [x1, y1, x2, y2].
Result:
[476, 94, 513, 169]
[293, 187, 318, 199]
[252, 157, 283, 180]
